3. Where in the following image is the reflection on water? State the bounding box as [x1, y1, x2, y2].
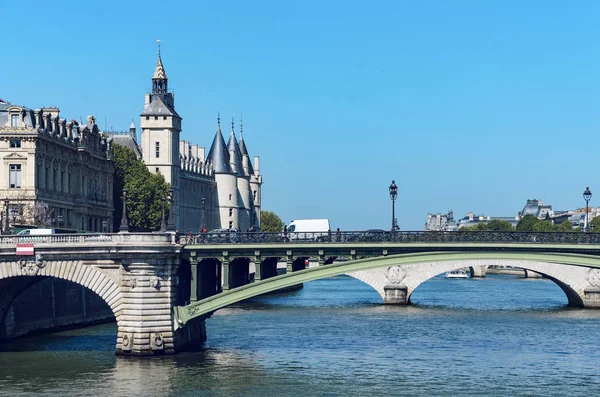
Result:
[2, 275, 600, 396]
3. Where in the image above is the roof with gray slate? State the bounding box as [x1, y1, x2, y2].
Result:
[238, 137, 254, 175]
[109, 134, 142, 158]
[140, 95, 180, 118]
[206, 123, 232, 174]
[227, 129, 246, 176]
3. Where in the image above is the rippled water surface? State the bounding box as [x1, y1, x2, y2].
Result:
[1, 274, 600, 396]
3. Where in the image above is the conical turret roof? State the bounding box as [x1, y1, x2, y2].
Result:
[206, 118, 232, 174]
[227, 122, 246, 176]
[238, 137, 255, 175]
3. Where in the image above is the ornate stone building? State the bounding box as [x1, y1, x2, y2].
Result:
[113, 48, 263, 232]
[0, 101, 114, 232]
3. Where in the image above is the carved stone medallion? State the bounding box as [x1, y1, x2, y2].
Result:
[587, 268, 600, 288]
[385, 265, 406, 285]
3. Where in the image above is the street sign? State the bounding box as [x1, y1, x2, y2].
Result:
[16, 243, 34, 256]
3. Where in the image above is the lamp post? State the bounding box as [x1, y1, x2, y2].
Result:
[389, 180, 398, 232]
[160, 195, 167, 232]
[119, 189, 129, 233]
[201, 197, 206, 231]
[166, 189, 175, 232]
[584, 187, 592, 233]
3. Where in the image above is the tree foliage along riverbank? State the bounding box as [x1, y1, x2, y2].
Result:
[260, 211, 284, 233]
[112, 144, 170, 232]
[459, 214, 578, 232]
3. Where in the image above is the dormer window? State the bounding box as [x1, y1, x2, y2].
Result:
[11, 114, 18, 128]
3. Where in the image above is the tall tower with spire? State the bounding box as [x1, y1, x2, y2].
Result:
[140, 41, 182, 227]
[239, 116, 262, 227]
[207, 114, 239, 230]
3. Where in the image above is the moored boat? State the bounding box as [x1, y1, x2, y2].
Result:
[445, 269, 470, 279]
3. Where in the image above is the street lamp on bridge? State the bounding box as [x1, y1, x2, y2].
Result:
[584, 187, 592, 233]
[389, 180, 398, 232]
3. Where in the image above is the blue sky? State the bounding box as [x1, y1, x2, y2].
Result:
[2, 1, 600, 230]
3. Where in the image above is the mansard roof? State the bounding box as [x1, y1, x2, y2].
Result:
[206, 123, 232, 174]
[140, 94, 180, 118]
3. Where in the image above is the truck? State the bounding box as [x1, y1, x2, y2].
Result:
[285, 219, 331, 241]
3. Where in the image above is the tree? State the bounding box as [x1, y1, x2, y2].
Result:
[556, 220, 574, 232]
[590, 216, 600, 233]
[516, 214, 539, 232]
[112, 144, 169, 232]
[260, 210, 285, 233]
[486, 219, 515, 231]
[533, 220, 555, 232]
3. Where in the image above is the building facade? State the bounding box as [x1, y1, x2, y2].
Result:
[0, 101, 114, 232]
[122, 49, 263, 232]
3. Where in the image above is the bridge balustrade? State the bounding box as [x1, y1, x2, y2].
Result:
[185, 230, 600, 245]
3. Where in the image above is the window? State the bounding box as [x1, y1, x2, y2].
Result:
[229, 194, 232, 201]
[163, 116, 167, 120]
[229, 208, 233, 217]
[9, 140, 21, 148]
[155, 167, 159, 173]
[155, 142, 160, 158]
[11, 114, 18, 128]
[229, 221, 233, 229]
[146, 116, 149, 120]
[9, 164, 21, 188]
[253, 190, 257, 200]
[154, 116, 158, 120]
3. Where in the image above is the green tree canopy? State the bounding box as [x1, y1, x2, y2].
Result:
[516, 214, 539, 232]
[590, 216, 600, 233]
[532, 220, 555, 232]
[260, 210, 285, 233]
[556, 220, 574, 232]
[112, 144, 170, 232]
[486, 219, 515, 231]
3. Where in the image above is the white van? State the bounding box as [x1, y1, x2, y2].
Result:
[17, 228, 55, 236]
[285, 219, 330, 241]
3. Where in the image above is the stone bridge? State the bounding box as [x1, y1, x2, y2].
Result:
[3, 231, 600, 355]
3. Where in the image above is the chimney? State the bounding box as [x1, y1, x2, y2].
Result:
[253, 156, 260, 175]
[59, 119, 66, 138]
[35, 109, 43, 129]
[199, 147, 205, 162]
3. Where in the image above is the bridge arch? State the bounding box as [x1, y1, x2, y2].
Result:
[0, 258, 124, 329]
[175, 251, 600, 326]
[347, 259, 591, 307]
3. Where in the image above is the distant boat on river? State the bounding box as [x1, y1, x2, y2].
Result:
[445, 269, 470, 279]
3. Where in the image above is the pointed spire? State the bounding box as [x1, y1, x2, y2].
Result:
[207, 113, 232, 174]
[238, 113, 254, 175]
[152, 39, 167, 80]
[227, 120, 245, 176]
[129, 119, 135, 130]
[240, 112, 243, 139]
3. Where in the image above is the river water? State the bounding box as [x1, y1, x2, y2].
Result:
[1, 274, 600, 396]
